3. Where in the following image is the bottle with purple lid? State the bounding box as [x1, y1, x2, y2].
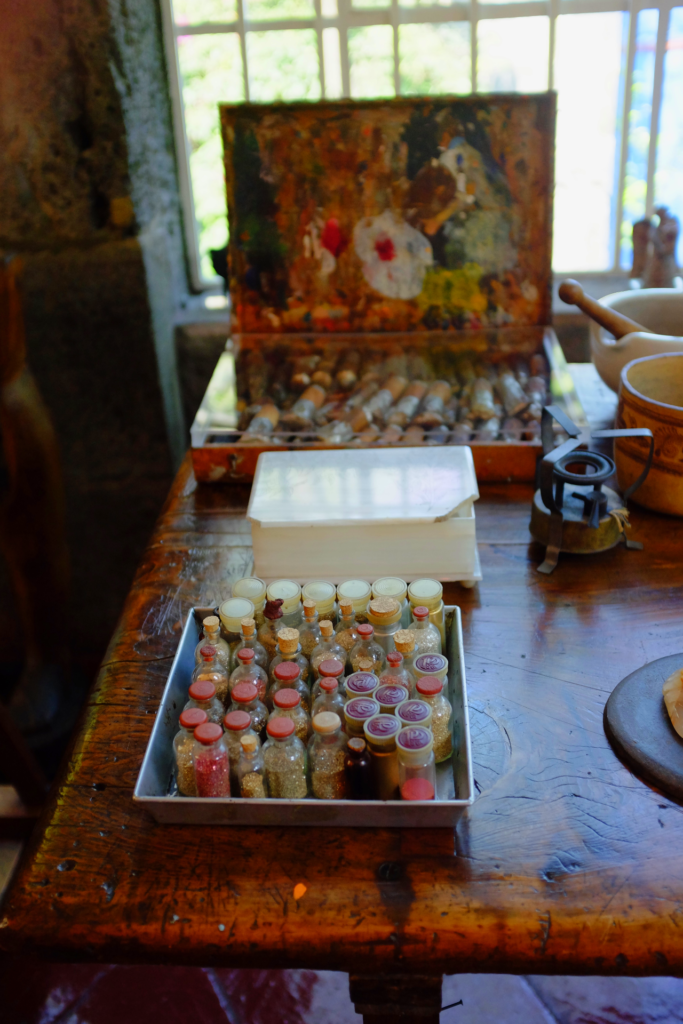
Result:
[396, 726, 436, 801]
[344, 696, 381, 738]
[413, 652, 448, 688]
[345, 671, 379, 700]
[375, 684, 410, 715]
[396, 699, 433, 731]
[363, 714, 401, 800]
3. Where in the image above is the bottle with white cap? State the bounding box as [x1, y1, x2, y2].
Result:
[302, 580, 338, 625]
[336, 580, 371, 623]
[372, 577, 411, 628]
[194, 615, 230, 670]
[232, 577, 267, 627]
[219, 596, 256, 662]
[266, 580, 302, 627]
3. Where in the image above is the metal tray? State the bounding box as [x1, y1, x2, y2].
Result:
[134, 606, 474, 826]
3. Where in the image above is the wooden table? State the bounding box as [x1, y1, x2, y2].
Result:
[2, 372, 683, 1021]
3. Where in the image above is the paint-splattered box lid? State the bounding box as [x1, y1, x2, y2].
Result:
[220, 94, 555, 335]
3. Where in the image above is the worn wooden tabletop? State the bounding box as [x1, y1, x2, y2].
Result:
[2, 372, 683, 976]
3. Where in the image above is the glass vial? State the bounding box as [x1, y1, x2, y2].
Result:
[258, 599, 285, 660]
[219, 597, 256, 661]
[413, 653, 448, 685]
[335, 598, 359, 666]
[229, 647, 268, 702]
[302, 580, 338, 625]
[173, 707, 207, 796]
[345, 737, 373, 799]
[375, 684, 410, 715]
[263, 716, 308, 798]
[349, 623, 385, 674]
[192, 645, 230, 703]
[237, 733, 268, 798]
[266, 580, 302, 627]
[344, 697, 381, 738]
[396, 698, 433, 731]
[367, 597, 403, 655]
[312, 676, 345, 721]
[229, 681, 269, 736]
[345, 671, 379, 700]
[223, 709, 256, 795]
[397, 727, 437, 801]
[232, 576, 267, 627]
[378, 651, 413, 692]
[185, 680, 224, 725]
[310, 621, 346, 678]
[309, 712, 348, 799]
[372, 577, 411, 628]
[363, 714, 401, 800]
[194, 615, 230, 671]
[268, 660, 311, 713]
[336, 579, 371, 623]
[298, 599, 321, 660]
[416, 676, 453, 762]
[312, 657, 346, 702]
[232, 616, 269, 671]
[269, 628, 310, 689]
[407, 579, 446, 649]
[410, 605, 442, 655]
[270, 687, 312, 743]
[193, 722, 231, 798]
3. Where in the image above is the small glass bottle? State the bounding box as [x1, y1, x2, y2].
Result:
[310, 621, 346, 678]
[345, 737, 373, 799]
[232, 616, 269, 672]
[375, 684, 410, 715]
[336, 579, 372, 623]
[269, 627, 310, 688]
[258, 598, 285, 660]
[232, 576, 267, 627]
[302, 580, 338, 625]
[185, 679, 224, 725]
[268, 660, 311, 713]
[266, 580, 302, 627]
[372, 577, 411, 628]
[410, 605, 442, 655]
[349, 623, 385, 675]
[298, 599, 322, 658]
[312, 676, 345, 721]
[223, 709, 257, 795]
[335, 598, 359, 666]
[344, 696, 381, 738]
[312, 657, 346, 702]
[416, 676, 453, 762]
[194, 615, 230, 671]
[309, 712, 348, 799]
[397, 726, 437, 801]
[408, 579, 446, 649]
[228, 647, 268, 702]
[193, 722, 231, 798]
[237, 733, 268, 798]
[173, 707, 207, 796]
[229, 681, 269, 736]
[413, 653, 448, 686]
[394, 629, 419, 685]
[363, 714, 401, 800]
[345, 671, 379, 700]
[378, 651, 413, 693]
[219, 596, 256, 662]
[263, 716, 308, 798]
[192, 645, 230, 703]
[396, 698, 433, 732]
[367, 597, 403, 655]
[270, 687, 311, 743]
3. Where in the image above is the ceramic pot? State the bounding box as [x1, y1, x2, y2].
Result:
[590, 287, 683, 392]
[615, 352, 683, 516]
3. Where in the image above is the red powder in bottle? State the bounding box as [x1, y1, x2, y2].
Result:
[194, 747, 231, 797]
[375, 236, 395, 262]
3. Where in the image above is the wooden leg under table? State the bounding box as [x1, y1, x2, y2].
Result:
[349, 973, 444, 1023]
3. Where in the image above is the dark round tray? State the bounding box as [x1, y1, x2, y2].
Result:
[604, 653, 683, 801]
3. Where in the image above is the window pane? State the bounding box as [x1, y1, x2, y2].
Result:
[245, 0, 314, 19]
[621, 9, 659, 268]
[399, 23, 470, 95]
[553, 12, 628, 271]
[322, 0, 338, 15]
[400, 0, 464, 7]
[352, 0, 390, 8]
[323, 27, 343, 98]
[477, 17, 548, 93]
[246, 29, 321, 101]
[173, 0, 237, 24]
[655, 7, 683, 265]
[178, 34, 244, 278]
[349, 25, 395, 98]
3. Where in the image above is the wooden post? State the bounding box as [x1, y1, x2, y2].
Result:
[349, 973, 444, 1023]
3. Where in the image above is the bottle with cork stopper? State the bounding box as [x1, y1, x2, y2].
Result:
[237, 733, 268, 798]
[335, 597, 359, 666]
[258, 598, 285, 660]
[269, 627, 310, 687]
[311, 657, 346, 702]
[310, 621, 346, 678]
[345, 737, 373, 799]
[269, 687, 312, 742]
[192, 722, 231, 798]
[263, 716, 308, 798]
[378, 650, 413, 692]
[267, 660, 311, 713]
[223, 709, 258, 795]
[194, 615, 230, 670]
[173, 707, 208, 796]
[410, 605, 442, 655]
[349, 623, 385, 674]
[192, 645, 229, 703]
[394, 629, 419, 683]
[298, 599, 322, 658]
[185, 679, 224, 725]
[228, 647, 268, 702]
[311, 675, 345, 721]
[416, 676, 453, 762]
[309, 712, 348, 799]
[233, 616, 268, 671]
[371, 577, 411, 628]
[367, 596, 403, 654]
[229, 681, 269, 737]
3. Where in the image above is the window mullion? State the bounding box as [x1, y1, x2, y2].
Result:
[645, 1, 670, 216]
[613, 0, 638, 270]
[392, 0, 400, 97]
[237, 0, 250, 102]
[339, 0, 351, 98]
[314, 0, 326, 98]
[471, 0, 478, 91]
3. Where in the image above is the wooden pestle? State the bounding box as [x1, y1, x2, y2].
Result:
[558, 279, 648, 339]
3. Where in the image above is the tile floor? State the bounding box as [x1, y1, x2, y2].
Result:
[3, 849, 683, 1024]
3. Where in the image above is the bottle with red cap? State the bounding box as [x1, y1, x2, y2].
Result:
[192, 645, 230, 703]
[193, 722, 232, 798]
[311, 657, 346, 702]
[267, 659, 311, 713]
[228, 646, 268, 702]
[269, 688, 311, 742]
[224, 709, 258, 794]
[257, 598, 285, 660]
[311, 674, 345, 721]
[309, 712, 348, 799]
[396, 726, 436, 801]
[415, 675, 452, 762]
[263, 716, 308, 798]
[229, 681, 268, 736]
[310, 621, 346, 678]
[232, 616, 269, 671]
[184, 679, 224, 724]
[194, 615, 230, 671]
[174, 707, 208, 796]
[410, 605, 442, 655]
[349, 623, 385, 674]
[378, 650, 413, 693]
[268, 627, 310, 689]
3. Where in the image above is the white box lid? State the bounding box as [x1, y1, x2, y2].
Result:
[247, 447, 479, 529]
